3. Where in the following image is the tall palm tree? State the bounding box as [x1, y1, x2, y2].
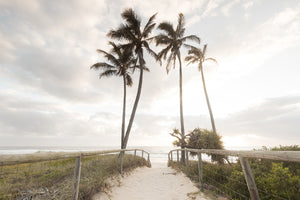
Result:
[90, 42, 135, 149]
[185, 44, 218, 134]
[108, 8, 157, 149]
[154, 13, 200, 161]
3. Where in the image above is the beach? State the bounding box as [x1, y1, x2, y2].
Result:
[93, 162, 211, 200]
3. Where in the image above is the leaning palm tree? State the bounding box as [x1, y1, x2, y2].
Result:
[90, 41, 135, 149]
[108, 8, 158, 149]
[185, 44, 218, 134]
[154, 13, 200, 162]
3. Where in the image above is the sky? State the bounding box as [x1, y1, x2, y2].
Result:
[0, 0, 300, 149]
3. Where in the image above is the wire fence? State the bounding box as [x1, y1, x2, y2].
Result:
[168, 148, 300, 200]
[0, 149, 151, 200]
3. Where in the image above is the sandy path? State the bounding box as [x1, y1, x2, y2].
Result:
[93, 162, 211, 200]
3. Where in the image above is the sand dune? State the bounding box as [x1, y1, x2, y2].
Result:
[93, 162, 211, 200]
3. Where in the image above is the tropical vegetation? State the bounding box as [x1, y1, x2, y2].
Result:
[91, 41, 135, 149]
[154, 13, 200, 161]
[107, 8, 158, 150]
[185, 44, 218, 134]
[169, 145, 300, 200]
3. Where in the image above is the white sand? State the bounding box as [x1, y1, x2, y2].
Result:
[93, 162, 211, 200]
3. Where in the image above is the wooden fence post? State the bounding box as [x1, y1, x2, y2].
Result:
[134, 150, 136, 161]
[142, 150, 144, 158]
[197, 152, 203, 192]
[177, 150, 179, 165]
[185, 148, 189, 177]
[240, 156, 260, 200]
[147, 153, 151, 167]
[119, 151, 124, 174]
[72, 154, 82, 200]
[170, 151, 173, 161]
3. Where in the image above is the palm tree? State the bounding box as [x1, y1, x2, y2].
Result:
[90, 41, 135, 149]
[185, 44, 218, 134]
[108, 8, 158, 149]
[154, 13, 200, 161]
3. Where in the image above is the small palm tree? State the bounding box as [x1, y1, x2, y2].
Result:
[154, 13, 200, 162]
[185, 44, 218, 134]
[108, 8, 158, 149]
[90, 42, 135, 149]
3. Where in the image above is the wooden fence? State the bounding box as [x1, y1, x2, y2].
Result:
[168, 148, 300, 200]
[0, 149, 151, 200]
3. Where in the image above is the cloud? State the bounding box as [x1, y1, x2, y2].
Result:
[218, 95, 300, 143]
[0, 0, 299, 148]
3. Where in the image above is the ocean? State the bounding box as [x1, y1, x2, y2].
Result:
[0, 145, 257, 164]
[0, 146, 173, 163]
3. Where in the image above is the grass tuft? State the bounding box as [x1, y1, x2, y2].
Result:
[0, 153, 149, 200]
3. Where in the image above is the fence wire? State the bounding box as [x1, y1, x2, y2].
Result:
[169, 151, 299, 200]
[0, 150, 149, 200]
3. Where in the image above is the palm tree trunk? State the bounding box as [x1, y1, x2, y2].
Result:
[200, 65, 216, 134]
[121, 74, 126, 149]
[177, 51, 185, 163]
[123, 51, 144, 149]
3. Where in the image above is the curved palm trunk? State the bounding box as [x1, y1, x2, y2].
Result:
[177, 51, 185, 163]
[200, 65, 216, 134]
[123, 51, 144, 149]
[121, 74, 126, 149]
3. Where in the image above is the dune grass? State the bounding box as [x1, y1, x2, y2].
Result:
[0, 153, 149, 200]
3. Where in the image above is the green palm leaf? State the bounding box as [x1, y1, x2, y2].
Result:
[99, 69, 118, 78]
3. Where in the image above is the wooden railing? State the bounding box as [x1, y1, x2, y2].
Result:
[168, 148, 300, 200]
[0, 149, 151, 200]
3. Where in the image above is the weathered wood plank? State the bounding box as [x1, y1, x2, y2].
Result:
[72, 155, 82, 200]
[240, 156, 260, 200]
[169, 148, 300, 162]
[177, 150, 179, 165]
[134, 150, 137, 161]
[119, 152, 124, 174]
[185, 148, 189, 177]
[197, 152, 203, 192]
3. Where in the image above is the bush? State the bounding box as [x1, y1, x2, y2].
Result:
[169, 145, 300, 200]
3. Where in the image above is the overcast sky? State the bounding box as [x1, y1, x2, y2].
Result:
[0, 0, 299, 149]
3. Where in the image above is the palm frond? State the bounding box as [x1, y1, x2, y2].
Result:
[165, 53, 176, 74]
[184, 55, 197, 63]
[187, 48, 201, 58]
[107, 24, 134, 41]
[186, 58, 199, 66]
[158, 22, 175, 38]
[183, 44, 197, 50]
[125, 73, 133, 87]
[205, 57, 218, 64]
[157, 44, 172, 61]
[121, 8, 140, 28]
[142, 23, 156, 38]
[90, 62, 115, 70]
[176, 13, 185, 38]
[203, 44, 207, 56]
[181, 35, 200, 44]
[96, 49, 120, 67]
[143, 66, 150, 72]
[121, 8, 141, 37]
[154, 34, 172, 46]
[142, 41, 159, 61]
[143, 13, 157, 37]
[108, 41, 122, 57]
[99, 69, 118, 78]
